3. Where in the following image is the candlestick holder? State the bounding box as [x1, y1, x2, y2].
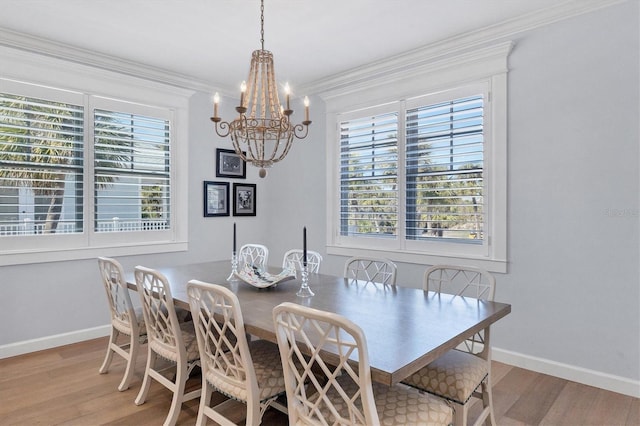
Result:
[227, 252, 239, 282]
[296, 264, 314, 297]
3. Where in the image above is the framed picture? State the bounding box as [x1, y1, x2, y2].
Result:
[203, 181, 229, 217]
[233, 183, 256, 216]
[216, 148, 246, 178]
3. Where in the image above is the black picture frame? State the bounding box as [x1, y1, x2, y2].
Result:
[203, 181, 230, 217]
[233, 183, 257, 216]
[216, 148, 246, 178]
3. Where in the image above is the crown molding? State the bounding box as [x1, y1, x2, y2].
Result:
[0, 0, 625, 97]
[0, 27, 221, 94]
[303, 0, 626, 96]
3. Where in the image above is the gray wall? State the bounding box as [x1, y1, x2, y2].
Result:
[263, 1, 640, 383]
[0, 1, 637, 387]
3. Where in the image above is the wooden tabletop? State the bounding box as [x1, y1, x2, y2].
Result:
[127, 260, 511, 386]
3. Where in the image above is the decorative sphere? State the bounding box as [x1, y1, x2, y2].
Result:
[259, 168, 267, 178]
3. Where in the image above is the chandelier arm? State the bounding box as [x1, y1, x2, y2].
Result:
[291, 122, 311, 139]
[213, 120, 232, 138]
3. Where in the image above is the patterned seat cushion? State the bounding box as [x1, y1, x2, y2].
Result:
[403, 349, 487, 405]
[150, 320, 200, 362]
[205, 339, 286, 403]
[307, 374, 453, 425]
[113, 306, 146, 336]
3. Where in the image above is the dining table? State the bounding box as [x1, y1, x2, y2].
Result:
[126, 260, 511, 386]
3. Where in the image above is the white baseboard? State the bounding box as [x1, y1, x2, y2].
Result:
[0, 325, 111, 359]
[493, 347, 640, 398]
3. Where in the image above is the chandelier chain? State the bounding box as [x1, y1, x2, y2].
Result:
[260, 0, 265, 51]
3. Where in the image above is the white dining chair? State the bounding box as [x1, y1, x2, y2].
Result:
[403, 264, 497, 426]
[239, 243, 269, 271]
[187, 280, 287, 426]
[281, 249, 323, 273]
[273, 302, 453, 426]
[134, 266, 201, 426]
[97, 256, 146, 391]
[343, 256, 397, 285]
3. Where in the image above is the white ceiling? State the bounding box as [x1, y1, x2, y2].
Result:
[0, 0, 590, 92]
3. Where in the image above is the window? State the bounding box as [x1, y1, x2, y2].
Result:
[0, 93, 84, 236]
[93, 108, 171, 233]
[325, 42, 509, 271]
[0, 73, 189, 265]
[339, 111, 398, 238]
[405, 94, 485, 243]
[340, 93, 485, 243]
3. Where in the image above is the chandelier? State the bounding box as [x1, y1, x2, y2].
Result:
[210, 0, 311, 178]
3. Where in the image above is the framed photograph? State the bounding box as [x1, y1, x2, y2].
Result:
[233, 183, 256, 216]
[203, 181, 229, 217]
[216, 148, 246, 178]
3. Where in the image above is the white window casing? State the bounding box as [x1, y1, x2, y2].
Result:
[0, 47, 192, 265]
[324, 42, 511, 272]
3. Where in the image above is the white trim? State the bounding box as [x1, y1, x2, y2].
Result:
[493, 347, 640, 398]
[0, 325, 110, 359]
[0, 241, 188, 267]
[0, 50, 192, 265]
[326, 245, 507, 273]
[0, 1, 623, 97]
[324, 43, 510, 272]
[0, 27, 218, 94]
[301, 0, 624, 95]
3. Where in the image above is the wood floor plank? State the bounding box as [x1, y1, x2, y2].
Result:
[585, 388, 635, 425]
[540, 381, 599, 425]
[505, 372, 567, 424]
[627, 396, 640, 425]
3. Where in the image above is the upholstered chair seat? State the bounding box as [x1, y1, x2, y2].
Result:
[404, 349, 488, 405]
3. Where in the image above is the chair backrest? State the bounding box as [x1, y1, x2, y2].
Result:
[343, 256, 397, 285]
[282, 249, 323, 273]
[425, 264, 496, 355]
[239, 243, 269, 270]
[98, 256, 141, 336]
[424, 264, 495, 301]
[134, 266, 186, 362]
[186, 280, 259, 403]
[273, 302, 378, 426]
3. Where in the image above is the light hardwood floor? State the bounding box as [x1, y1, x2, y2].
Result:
[0, 337, 637, 425]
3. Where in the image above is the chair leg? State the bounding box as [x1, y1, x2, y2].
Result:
[195, 381, 213, 426]
[99, 327, 118, 374]
[117, 332, 139, 391]
[482, 377, 496, 426]
[164, 363, 187, 426]
[135, 350, 157, 406]
[246, 395, 261, 426]
[451, 401, 466, 426]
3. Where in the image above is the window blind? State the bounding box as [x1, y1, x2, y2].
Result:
[0, 93, 84, 235]
[94, 109, 171, 233]
[339, 112, 398, 237]
[405, 95, 484, 242]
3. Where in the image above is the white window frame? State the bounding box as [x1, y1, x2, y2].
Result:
[0, 47, 192, 266]
[324, 42, 511, 272]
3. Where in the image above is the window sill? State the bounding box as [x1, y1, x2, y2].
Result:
[326, 244, 507, 273]
[0, 241, 188, 266]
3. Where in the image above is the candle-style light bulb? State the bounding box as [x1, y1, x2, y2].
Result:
[284, 82, 291, 110]
[213, 92, 220, 118]
[303, 96, 310, 122]
[240, 81, 247, 107]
